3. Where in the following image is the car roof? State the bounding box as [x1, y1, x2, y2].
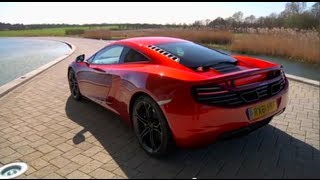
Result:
[116, 36, 187, 46]
[108, 36, 191, 69]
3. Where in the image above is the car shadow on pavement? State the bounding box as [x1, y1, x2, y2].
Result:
[65, 96, 320, 179]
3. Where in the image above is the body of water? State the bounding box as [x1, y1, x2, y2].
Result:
[250, 55, 320, 81]
[219, 49, 320, 81]
[0, 38, 71, 86]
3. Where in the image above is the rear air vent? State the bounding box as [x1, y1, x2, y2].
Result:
[147, 45, 180, 62]
[211, 63, 240, 73]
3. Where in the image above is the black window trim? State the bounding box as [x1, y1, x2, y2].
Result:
[86, 44, 151, 65]
[119, 45, 151, 64]
[86, 54, 95, 63]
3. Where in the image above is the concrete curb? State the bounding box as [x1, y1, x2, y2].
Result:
[0, 40, 76, 98]
[286, 73, 319, 87]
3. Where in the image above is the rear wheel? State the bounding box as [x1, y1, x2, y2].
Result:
[68, 69, 82, 100]
[132, 95, 175, 157]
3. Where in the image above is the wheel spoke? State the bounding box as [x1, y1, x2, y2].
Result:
[153, 128, 162, 136]
[143, 102, 152, 119]
[72, 85, 77, 95]
[69, 75, 73, 85]
[149, 129, 157, 150]
[74, 83, 78, 91]
[153, 121, 161, 129]
[140, 127, 150, 139]
[151, 108, 157, 119]
[135, 113, 148, 126]
[72, 75, 77, 83]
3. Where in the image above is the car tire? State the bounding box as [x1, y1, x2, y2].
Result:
[68, 69, 82, 101]
[132, 95, 175, 157]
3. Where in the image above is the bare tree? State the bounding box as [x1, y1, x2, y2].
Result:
[205, 19, 211, 26]
[209, 17, 226, 29]
[192, 20, 202, 28]
[244, 15, 256, 24]
[311, 2, 320, 19]
[232, 11, 244, 23]
[232, 11, 244, 28]
[283, 2, 306, 16]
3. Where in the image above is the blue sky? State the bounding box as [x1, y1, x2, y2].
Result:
[0, 2, 317, 25]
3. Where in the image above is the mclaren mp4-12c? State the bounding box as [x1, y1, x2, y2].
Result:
[68, 37, 288, 156]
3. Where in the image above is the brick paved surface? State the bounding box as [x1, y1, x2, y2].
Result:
[0, 37, 319, 179]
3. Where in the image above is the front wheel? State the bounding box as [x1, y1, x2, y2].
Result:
[132, 95, 175, 157]
[68, 69, 82, 100]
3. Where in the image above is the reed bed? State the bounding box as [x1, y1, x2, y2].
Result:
[81, 28, 319, 64]
[231, 31, 319, 64]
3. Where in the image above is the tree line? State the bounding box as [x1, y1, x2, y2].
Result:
[0, 22, 170, 31]
[192, 2, 319, 30]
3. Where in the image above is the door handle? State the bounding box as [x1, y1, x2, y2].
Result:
[92, 67, 105, 72]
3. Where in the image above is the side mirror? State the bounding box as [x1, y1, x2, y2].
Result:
[76, 54, 85, 62]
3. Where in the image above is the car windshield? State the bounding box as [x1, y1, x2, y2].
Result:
[156, 41, 237, 68]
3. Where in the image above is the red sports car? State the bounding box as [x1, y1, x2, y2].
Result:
[68, 37, 288, 156]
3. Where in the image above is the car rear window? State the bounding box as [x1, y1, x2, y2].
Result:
[156, 42, 237, 68]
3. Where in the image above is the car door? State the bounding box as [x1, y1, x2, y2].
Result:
[106, 47, 150, 111]
[78, 45, 125, 104]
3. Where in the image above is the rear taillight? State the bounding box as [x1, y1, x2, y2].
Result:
[193, 84, 224, 94]
[267, 69, 281, 79]
[192, 84, 243, 106]
[234, 74, 266, 87]
[192, 71, 286, 107]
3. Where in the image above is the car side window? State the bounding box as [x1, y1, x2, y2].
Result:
[91, 46, 124, 65]
[123, 48, 149, 63]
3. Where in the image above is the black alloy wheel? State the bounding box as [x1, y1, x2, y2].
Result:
[68, 69, 82, 100]
[132, 95, 175, 157]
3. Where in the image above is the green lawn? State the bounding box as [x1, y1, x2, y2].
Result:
[0, 25, 120, 37]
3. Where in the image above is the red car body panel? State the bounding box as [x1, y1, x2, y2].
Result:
[69, 37, 289, 148]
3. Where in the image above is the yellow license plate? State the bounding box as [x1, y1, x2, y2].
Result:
[247, 100, 278, 121]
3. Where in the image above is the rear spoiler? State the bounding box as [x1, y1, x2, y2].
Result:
[194, 65, 283, 87]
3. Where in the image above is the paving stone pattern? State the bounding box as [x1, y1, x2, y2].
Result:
[0, 37, 319, 179]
